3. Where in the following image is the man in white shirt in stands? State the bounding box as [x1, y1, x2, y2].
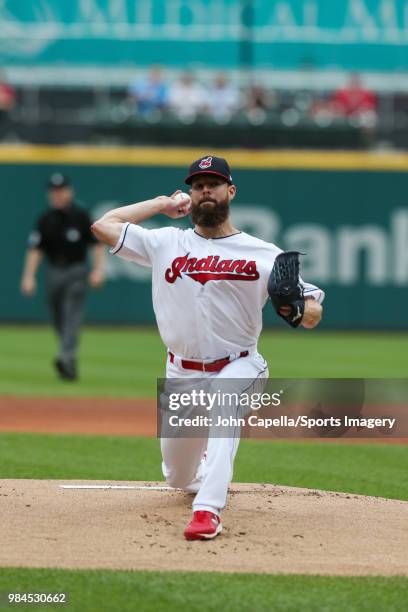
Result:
[168, 72, 208, 121]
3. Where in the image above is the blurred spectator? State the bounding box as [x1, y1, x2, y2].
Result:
[208, 73, 240, 122]
[0, 70, 16, 138]
[168, 72, 208, 121]
[128, 67, 168, 117]
[246, 84, 274, 112]
[0, 71, 15, 112]
[331, 74, 377, 118]
[311, 74, 377, 126]
[245, 84, 275, 124]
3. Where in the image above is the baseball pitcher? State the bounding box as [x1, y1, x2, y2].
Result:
[91, 155, 324, 540]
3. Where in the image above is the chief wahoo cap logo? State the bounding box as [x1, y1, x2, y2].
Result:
[198, 156, 212, 170]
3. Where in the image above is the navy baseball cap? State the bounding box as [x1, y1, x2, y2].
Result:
[47, 173, 70, 189]
[184, 155, 233, 185]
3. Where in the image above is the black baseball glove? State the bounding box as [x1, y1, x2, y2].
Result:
[267, 251, 304, 328]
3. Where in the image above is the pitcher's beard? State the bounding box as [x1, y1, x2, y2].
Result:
[191, 198, 230, 227]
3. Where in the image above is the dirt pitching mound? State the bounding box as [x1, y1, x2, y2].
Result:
[0, 479, 407, 576]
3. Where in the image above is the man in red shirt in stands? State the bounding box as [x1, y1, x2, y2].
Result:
[331, 73, 377, 118]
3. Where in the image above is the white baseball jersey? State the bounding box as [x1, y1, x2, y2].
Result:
[110, 222, 324, 360]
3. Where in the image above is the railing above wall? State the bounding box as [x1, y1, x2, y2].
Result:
[1, 83, 408, 150]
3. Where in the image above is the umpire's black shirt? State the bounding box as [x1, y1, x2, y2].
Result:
[28, 202, 96, 266]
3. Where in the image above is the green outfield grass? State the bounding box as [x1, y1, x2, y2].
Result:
[1, 436, 407, 612]
[1, 433, 407, 501]
[1, 326, 407, 611]
[0, 568, 406, 612]
[1, 326, 407, 397]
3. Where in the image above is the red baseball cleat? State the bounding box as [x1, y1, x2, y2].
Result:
[184, 511, 222, 540]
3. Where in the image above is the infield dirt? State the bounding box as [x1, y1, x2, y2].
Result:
[0, 479, 407, 576]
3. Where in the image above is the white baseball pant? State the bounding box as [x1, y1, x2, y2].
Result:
[160, 351, 269, 516]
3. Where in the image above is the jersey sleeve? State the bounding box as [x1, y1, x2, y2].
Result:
[27, 217, 45, 250]
[301, 278, 325, 304]
[109, 222, 176, 267]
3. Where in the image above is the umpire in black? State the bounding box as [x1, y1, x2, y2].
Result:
[20, 173, 105, 380]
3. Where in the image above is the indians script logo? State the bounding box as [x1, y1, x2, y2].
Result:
[199, 156, 212, 169]
[165, 254, 260, 285]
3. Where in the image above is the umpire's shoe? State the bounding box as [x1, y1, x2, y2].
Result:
[54, 358, 78, 381]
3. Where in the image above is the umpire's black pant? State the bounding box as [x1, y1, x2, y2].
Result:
[46, 263, 88, 366]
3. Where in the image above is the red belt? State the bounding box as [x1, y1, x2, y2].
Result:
[168, 351, 249, 372]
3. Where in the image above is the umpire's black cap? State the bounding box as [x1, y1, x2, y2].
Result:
[47, 173, 71, 189]
[184, 155, 233, 185]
